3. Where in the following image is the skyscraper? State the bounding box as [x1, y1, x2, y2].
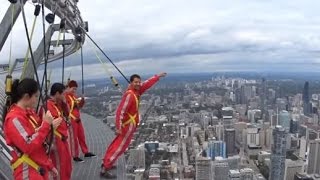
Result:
[196, 156, 212, 180]
[207, 140, 226, 159]
[279, 110, 290, 131]
[307, 139, 320, 175]
[225, 129, 236, 157]
[303, 81, 312, 116]
[270, 126, 287, 180]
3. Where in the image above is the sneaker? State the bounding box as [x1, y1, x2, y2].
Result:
[100, 171, 117, 179]
[73, 157, 84, 162]
[84, 152, 96, 157]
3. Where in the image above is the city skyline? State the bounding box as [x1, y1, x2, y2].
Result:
[2, 1, 320, 79]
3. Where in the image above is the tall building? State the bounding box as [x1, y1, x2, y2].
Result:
[299, 137, 307, 160]
[303, 81, 312, 116]
[261, 78, 267, 118]
[284, 159, 304, 180]
[214, 162, 229, 180]
[307, 139, 320, 175]
[195, 156, 212, 180]
[225, 129, 236, 157]
[207, 140, 226, 159]
[269, 126, 287, 180]
[290, 119, 299, 134]
[279, 110, 290, 131]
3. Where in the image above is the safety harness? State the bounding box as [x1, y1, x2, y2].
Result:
[121, 90, 139, 127]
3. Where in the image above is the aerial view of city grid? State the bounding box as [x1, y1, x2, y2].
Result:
[1, 0, 320, 180]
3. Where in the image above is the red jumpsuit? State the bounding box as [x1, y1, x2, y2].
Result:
[40, 99, 72, 180]
[102, 75, 160, 170]
[4, 104, 54, 180]
[64, 92, 89, 157]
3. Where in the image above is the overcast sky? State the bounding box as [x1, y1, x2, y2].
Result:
[1, 0, 320, 80]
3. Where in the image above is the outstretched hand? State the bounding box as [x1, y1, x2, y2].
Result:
[158, 72, 167, 78]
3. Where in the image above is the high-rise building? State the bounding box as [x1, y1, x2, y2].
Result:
[269, 126, 287, 180]
[290, 119, 299, 134]
[207, 140, 226, 159]
[307, 139, 320, 175]
[279, 110, 290, 131]
[299, 137, 307, 160]
[225, 129, 236, 157]
[303, 81, 312, 116]
[261, 78, 267, 118]
[284, 159, 304, 180]
[214, 162, 229, 180]
[195, 156, 212, 180]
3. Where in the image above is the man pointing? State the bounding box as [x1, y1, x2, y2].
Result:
[101, 72, 167, 178]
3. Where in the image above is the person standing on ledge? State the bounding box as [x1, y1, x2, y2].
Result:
[100, 72, 167, 178]
[65, 80, 96, 162]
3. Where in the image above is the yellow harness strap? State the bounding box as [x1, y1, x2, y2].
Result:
[11, 154, 40, 171]
[121, 90, 139, 127]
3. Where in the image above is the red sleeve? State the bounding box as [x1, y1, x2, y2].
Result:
[139, 75, 160, 94]
[115, 92, 133, 130]
[4, 117, 51, 155]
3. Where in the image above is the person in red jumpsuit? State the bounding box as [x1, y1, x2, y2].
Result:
[4, 78, 62, 180]
[64, 80, 95, 162]
[39, 83, 72, 180]
[100, 72, 167, 178]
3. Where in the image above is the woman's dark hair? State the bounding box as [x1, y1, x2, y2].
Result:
[50, 83, 65, 96]
[11, 78, 39, 104]
[130, 74, 141, 82]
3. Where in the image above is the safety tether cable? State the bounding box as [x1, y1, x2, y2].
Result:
[21, 4, 40, 79]
[80, 28, 130, 84]
[8, 5, 14, 74]
[20, 0, 45, 105]
[80, 45, 84, 95]
[88, 41, 123, 93]
[62, 29, 65, 84]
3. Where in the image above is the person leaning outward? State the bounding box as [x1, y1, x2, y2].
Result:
[65, 80, 95, 162]
[100, 72, 167, 178]
[4, 78, 62, 180]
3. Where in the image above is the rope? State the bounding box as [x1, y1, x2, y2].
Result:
[80, 45, 84, 95]
[8, 5, 15, 75]
[21, 15, 38, 79]
[81, 28, 130, 83]
[88, 42, 122, 93]
[62, 30, 65, 84]
[40, 0, 54, 155]
[20, 0, 44, 104]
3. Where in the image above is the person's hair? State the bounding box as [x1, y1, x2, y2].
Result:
[130, 74, 141, 82]
[68, 80, 78, 88]
[50, 83, 65, 96]
[11, 78, 38, 104]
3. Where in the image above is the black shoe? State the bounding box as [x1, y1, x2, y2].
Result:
[100, 171, 117, 179]
[73, 157, 84, 162]
[84, 152, 96, 157]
